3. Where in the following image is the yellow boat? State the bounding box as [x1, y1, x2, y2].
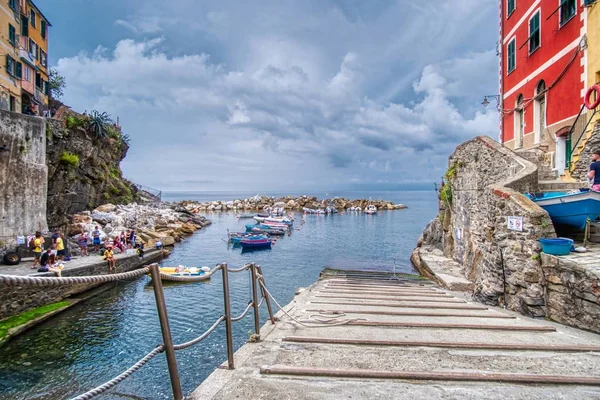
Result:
[151, 265, 212, 282]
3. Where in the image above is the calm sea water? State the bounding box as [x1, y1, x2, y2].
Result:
[0, 191, 437, 399]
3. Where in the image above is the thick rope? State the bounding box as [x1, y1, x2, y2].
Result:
[69, 345, 164, 400]
[256, 274, 365, 328]
[231, 302, 254, 322]
[227, 264, 252, 273]
[0, 267, 151, 287]
[173, 316, 225, 351]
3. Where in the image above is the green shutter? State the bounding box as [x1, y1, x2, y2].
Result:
[21, 16, 29, 36]
[508, 0, 515, 15]
[16, 62, 22, 79]
[507, 40, 516, 73]
[41, 20, 46, 39]
[8, 24, 15, 45]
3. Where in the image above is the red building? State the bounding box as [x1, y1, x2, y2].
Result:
[500, 0, 587, 176]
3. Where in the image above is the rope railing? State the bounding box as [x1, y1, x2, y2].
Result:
[70, 345, 165, 400]
[63, 262, 276, 400]
[0, 267, 151, 287]
[173, 316, 225, 351]
[231, 302, 254, 322]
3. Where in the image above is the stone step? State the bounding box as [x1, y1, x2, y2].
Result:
[538, 181, 589, 192]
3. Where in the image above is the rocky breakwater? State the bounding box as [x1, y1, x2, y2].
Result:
[174, 195, 407, 212]
[68, 203, 211, 251]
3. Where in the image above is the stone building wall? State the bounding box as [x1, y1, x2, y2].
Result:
[0, 250, 164, 320]
[413, 136, 556, 317]
[0, 110, 48, 248]
[571, 122, 600, 182]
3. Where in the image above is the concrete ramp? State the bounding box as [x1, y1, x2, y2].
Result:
[190, 270, 600, 399]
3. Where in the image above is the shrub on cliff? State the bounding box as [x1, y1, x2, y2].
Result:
[88, 111, 112, 139]
[59, 151, 80, 167]
[65, 115, 86, 130]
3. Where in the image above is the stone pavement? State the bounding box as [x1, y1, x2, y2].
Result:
[0, 248, 149, 276]
[190, 269, 600, 400]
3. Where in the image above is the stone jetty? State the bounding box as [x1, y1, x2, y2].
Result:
[174, 195, 408, 213]
[68, 202, 211, 251]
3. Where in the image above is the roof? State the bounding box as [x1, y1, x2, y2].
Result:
[28, 0, 52, 27]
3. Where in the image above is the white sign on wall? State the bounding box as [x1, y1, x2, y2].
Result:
[507, 216, 523, 232]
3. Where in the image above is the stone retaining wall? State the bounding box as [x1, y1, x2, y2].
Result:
[412, 136, 556, 317]
[0, 250, 164, 320]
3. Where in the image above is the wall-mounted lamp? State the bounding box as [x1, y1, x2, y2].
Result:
[482, 95, 501, 111]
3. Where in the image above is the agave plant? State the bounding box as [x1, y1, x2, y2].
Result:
[88, 110, 113, 138]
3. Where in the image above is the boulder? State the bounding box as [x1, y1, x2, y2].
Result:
[160, 236, 176, 246]
[95, 204, 117, 213]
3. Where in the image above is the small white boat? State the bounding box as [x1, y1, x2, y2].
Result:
[365, 205, 377, 215]
[152, 265, 212, 282]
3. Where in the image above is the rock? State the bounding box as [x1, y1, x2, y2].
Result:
[160, 236, 175, 246]
[95, 204, 117, 213]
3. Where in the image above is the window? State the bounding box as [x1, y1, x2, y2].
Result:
[529, 11, 540, 53]
[15, 62, 22, 79]
[9, 95, 15, 112]
[8, 24, 16, 46]
[6, 55, 15, 76]
[30, 10, 36, 28]
[507, 0, 516, 17]
[507, 38, 516, 73]
[44, 80, 49, 96]
[24, 65, 31, 81]
[560, 0, 576, 26]
[21, 15, 28, 37]
[29, 39, 38, 59]
[35, 72, 41, 89]
[40, 50, 47, 67]
[8, 0, 17, 11]
[40, 20, 46, 39]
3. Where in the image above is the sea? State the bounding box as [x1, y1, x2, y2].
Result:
[0, 190, 438, 399]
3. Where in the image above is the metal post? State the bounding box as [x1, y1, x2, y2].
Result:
[257, 264, 276, 324]
[221, 263, 235, 369]
[250, 263, 261, 337]
[149, 264, 183, 400]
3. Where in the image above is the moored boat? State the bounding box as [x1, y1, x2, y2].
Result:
[240, 238, 272, 249]
[152, 266, 212, 282]
[228, 232, 268, 244]
[526, 189, 600, 229]
[365, 205, 377, 215]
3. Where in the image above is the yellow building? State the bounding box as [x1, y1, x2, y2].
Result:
[585, 1, 599, 129]
[0, 0, 49, 114]
[0, 0, 24, 112]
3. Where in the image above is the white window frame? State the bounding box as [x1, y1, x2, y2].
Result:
[528, 9, 541, 55]
[507, 0, 516, 18]
[24, 65, 31, 82]
[558, 0, 577, 28]
[507, 37, 517, 74]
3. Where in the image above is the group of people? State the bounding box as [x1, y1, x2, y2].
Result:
[75, 227, 139, 273]
[30, 229, 66, 275]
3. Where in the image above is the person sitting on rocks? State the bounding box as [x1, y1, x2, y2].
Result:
[38, 251, 63, 276]
[77, 230, 89, 256]
[113, 235, 125, 253]
[104, 244, 116, 273]
[92, 226, 102, 253]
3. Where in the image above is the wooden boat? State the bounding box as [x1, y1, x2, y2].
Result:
[228, 232, 268, 244]
[527, 189, 600, 229]
[247, 227, 286, 236]
[153, 266, 212, 282]
[240, 238, 272, 249]
[236, 214, 256, 219]
[254, 216, 293, 225]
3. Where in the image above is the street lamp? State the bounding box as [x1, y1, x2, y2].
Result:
[482, 95, 500, 109]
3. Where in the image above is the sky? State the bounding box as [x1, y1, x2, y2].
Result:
[37, 0, 500, 192]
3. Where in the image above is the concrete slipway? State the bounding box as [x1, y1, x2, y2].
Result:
[190, 269, 600, 400]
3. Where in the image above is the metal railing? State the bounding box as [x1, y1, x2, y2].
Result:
[567, 104, 598, 169]
[0, 262, 276, 400]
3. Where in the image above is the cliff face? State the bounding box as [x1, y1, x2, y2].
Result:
[45, 118, 138, 229]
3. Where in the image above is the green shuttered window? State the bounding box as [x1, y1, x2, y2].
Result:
[507, 39, 516, 73]
[507, 0, 515, 16]
[529, 11, 540, 54]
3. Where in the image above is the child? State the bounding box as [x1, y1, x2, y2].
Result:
[104, 244, 116, 273]
[92, 226, 102, 252]
[135, 243, 144, 259]
[77, 230, 89, 256]
[113, 235, 125, 252]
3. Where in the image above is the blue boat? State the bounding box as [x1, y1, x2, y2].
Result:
[228, 232, 267, 244]
[526, 189, 600, 229]
[240, 238, 272, 249]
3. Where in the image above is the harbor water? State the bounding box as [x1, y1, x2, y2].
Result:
[0, 191, 437, 399]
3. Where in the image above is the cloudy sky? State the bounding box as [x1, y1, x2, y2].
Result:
[38, 0, 500, 192]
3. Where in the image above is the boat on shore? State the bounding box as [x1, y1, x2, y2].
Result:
[152, 266, 212, 282]
[526, 189, 600, 229]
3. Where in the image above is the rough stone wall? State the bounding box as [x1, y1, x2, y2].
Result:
[0, 110, 48, 249]
[0, 250, 163, 319]
[45, 119, 139, 229]
[571, 122, 600, 182]
[413, 136, 556, 317]
[542, 253, 600, 333]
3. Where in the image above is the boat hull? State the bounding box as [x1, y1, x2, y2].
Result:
[529, 190, 600, 229]
[153, 267, 211, 282]
[240, 239, 272, 249]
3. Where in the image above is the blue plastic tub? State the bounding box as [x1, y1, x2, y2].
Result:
[539, 238, 574, 256]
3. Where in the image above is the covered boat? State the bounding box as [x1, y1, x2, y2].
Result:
[240, 238, 272, 249]
[246, 227, 286, 236]
[365, 205, 377, 215]
[526, 189, 600, 229]
[154, 266, 212, 282]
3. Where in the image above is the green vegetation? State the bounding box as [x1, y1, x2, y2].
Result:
[439, 184, 453, 206]
[0, 301, 70, 340]
[88, 110, 112, 139]
[531, 254, 541, 261]
[46, 123, 53, 141]
[108, 184, 120, 195]
[49, 68, 66, 100]
[109, 167, 121, 180]
[65, 115, 86, 130]
[541, 217, 551, 229]
[59, 151, 80, 167]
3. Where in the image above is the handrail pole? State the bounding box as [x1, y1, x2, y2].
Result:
[221, 263, 235, 369]
[257, 264, 276, 324]
[250, 263, 261, 337]
[149, 264, 183, 400]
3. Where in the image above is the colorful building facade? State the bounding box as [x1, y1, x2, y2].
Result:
[500, 0, 589, 178]
[0, 0, 49, 114]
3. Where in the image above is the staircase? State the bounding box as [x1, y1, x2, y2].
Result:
[516, 147, 588, 192]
